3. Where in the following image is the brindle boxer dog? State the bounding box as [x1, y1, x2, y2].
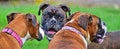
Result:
[38, 3, 71, 41]
[48, 12, 107, 49]
[88, 31, 120, 49]
[0, 13, 44, 49]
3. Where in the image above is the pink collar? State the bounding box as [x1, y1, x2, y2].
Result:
[62, 26, 84, 37]
[2, 28, 23, 47]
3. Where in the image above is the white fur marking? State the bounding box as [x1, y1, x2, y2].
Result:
[86, 33, 91, 45]
[21, 32, 31, 44]
[68, 19, 74, 23]
[52, 17, 56, 20]
[79, 33, 87, 49]
[101, 22, 107, 38]
[39, 27, 44, 38]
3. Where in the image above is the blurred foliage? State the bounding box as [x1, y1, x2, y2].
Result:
[0, 0, 44, 5]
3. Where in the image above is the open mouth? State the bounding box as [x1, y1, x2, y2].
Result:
[46, 28, 57, 38]
[48, 28, 57, 34]
[98, 38, 104, 44]
[93, 35, 106, 44]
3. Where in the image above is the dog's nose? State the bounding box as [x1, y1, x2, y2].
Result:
[103, 22, 106, 26]
[50, 20, 57, 24]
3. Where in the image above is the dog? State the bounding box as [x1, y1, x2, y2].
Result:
[88, 31, 120, 49]
[48, 12, 107, 49]
[38, 3, 71, 41]
[0, 13, 44, 49]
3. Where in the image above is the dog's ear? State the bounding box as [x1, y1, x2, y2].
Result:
[38, 3, 50, 15]
[7, 13, 19, 24]
[78, 15, 93, 30]
[26, 13, 37, 27]
[59, 4, 71, 18]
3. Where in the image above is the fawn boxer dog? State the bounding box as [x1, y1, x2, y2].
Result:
[0, 13, 44, 49]
[48, 12, 107, 49]
[38, 3, 71, 41]
[88, 31, 120, 49]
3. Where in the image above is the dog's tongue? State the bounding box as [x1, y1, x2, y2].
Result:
[98, 38, 103, 44]
[98, 35, 106, 44]
[48, 30, 56, 34]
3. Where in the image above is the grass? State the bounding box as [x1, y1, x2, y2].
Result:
[0, 4, 120, 49]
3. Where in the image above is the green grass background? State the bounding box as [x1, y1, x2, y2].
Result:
[0, 4, 120, 49]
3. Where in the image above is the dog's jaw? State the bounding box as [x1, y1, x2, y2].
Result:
[93, 21, 107, 44]
[46, 30, 56, 41]
[17, 26, 44, 44]
[98, 21, 107, 44]
[47, 36, 52, 40]
[21, 32, 31, 44]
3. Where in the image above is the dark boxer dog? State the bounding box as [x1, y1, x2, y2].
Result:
[38, 3, 71, 41]
[88, 31, 120, 49]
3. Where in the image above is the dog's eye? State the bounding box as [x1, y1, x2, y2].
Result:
[44, 16, 49, 18]
[43, 12, 52, 18]
[55, 14, 63, 20]
[56, 14, 60, 17]
[58, 16, 63, 20]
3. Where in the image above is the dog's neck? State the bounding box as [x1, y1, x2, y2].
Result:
[62, 26, 87, 48]
[65, 20, 89, 38]
[65, 19, 91, 45]
[62, 26, 83, 36]
[21, 32, 31, 44]
[6, 16, 31, 44]
[2, 28, 23, 47]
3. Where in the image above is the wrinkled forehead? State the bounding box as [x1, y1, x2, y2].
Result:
[14, 13, 27, 19]
[43, 6, 65, 14]
[72, 13, 91, 20]
[14, 13, 24, 16]
[70, 12, 82, 20]
[10, 13, 21, 18]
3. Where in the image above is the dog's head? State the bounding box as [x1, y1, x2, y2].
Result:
[7, 13, 44, 41]
[38, 3, 71, 41]
[67, 12, 107, 44]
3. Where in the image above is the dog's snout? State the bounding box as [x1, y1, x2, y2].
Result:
[96, 34, 102, 38]
[97, 21, 107, 39]
[50, 20, 57, 24]
[101, 22, 107, 34]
